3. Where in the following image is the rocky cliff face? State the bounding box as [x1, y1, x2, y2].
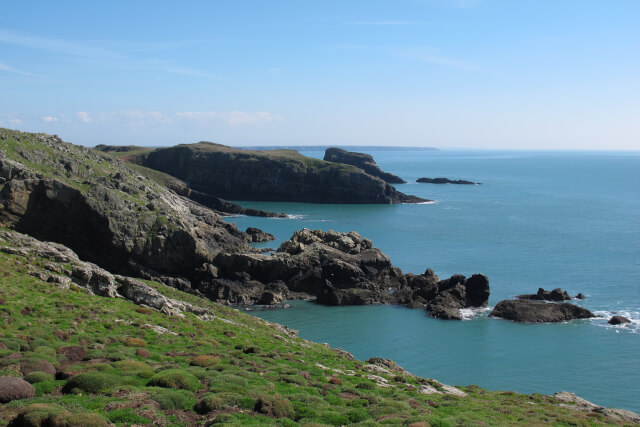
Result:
[0, 129, 248, 289]
[323, 147, 406, 184]
[137, 142, 425, 204]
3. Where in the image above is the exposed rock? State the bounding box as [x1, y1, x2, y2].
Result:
[211, 228, 489, 319]
[417, 177, 480, 185]
[552, 392, 640, 424]
[608, 315, 631, 325]
[0, 229, 214, 320]
[489, 300, 595, 323]
[0, 377, 35, 403]
[245, 227, 275, 243]
[516, 287, 571, 301]
[323, 147, 406, 184]
[575, 293, 585, 299]
[138, 142, 426, 204]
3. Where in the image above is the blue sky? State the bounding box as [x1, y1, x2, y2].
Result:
[1, 0, 639, 149]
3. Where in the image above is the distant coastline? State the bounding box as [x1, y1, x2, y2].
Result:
[239, 145, 439, 152]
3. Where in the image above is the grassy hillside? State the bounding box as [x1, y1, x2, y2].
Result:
[0, 233, 629, 426]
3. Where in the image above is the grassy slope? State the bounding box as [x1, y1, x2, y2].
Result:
[0, 248, 625, 426]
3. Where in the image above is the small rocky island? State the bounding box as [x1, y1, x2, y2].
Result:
[491, 288, 595, 323]
[417, 177, 481, 185]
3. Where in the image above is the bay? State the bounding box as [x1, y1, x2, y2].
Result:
[224, 149, 640, 412]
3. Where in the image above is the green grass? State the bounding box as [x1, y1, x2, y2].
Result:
[0, 235, 631, 426]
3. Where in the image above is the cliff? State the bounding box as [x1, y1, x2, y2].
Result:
[136, 142, 426, 204]
[0, 128, 250, 290]
[323, 147, 407, 184]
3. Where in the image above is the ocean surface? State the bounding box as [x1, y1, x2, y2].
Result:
[222, 149, 640, 412]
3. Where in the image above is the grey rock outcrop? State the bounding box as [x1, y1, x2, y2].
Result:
[323, 147, 406, 184]
[245, 227, 275, 243]
[489, 300, 595, 323]
[208, 228, 489, 319]
[0, 229, 214, 320]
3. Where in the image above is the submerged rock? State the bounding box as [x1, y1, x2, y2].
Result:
[489, 300, 595, 323]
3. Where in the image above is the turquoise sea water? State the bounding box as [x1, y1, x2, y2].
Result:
[223, 150, 640, 412]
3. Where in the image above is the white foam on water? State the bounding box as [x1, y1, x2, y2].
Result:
[591, 309, 640, 334]
[285, 214, 306, 219]
[460, 306, 493, 320]
[405, 200, 437, 205]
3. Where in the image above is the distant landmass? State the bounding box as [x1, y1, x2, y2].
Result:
[239, 145, 438, 152]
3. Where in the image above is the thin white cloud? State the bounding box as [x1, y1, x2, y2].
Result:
[0, 28, 218, 79]
[42, 116, 58, 123]
[164, 66, 221, 79]
[348, 21, 418, 26]
[76, 112, 92, 123]
[393, 48, 482, 70]
[0, 60, 37, 76]
[103, 110, 172, 125]
[0, 28, 124, 61]
[176, 111, 283, 125]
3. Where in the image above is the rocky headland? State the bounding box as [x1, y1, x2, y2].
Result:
[417, 177, 480, 185]
[133, 142, 426, 204]
[323, 147, 406, 184]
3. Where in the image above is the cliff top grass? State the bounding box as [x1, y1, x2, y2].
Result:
[0, 234, 630, 426]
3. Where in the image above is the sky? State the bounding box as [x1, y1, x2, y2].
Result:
[1, 0, 639, 150]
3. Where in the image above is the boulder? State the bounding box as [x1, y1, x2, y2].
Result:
[0, 377, 35, 403]
[489, 300, 595, 323]
[245, 227, 275, 243]
[608, 315, 631, 325]
[323, 147, 406, 184]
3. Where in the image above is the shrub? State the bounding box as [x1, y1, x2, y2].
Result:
[112, 360, 154, 378]
[107, 408, 152, 424]
[195, 393, 225, 414]
[254, 393, 295, 419]
[135, 306, 154, 314]
[136, 348, 150, 358]
[152, 388, 196, 411]
[217, 392, 256, 410]
[10, 403, 69, 426]
[24, 371, 55, 384]
[62, 372, 120, 394]
[124, 337, 146, 347]
[53, 412, 110, 427]
[190, 355, 219, 367]
[147, 369, 203, 391]
[208, 374, 248, 393]
[33, 380, 57, 395]
[210, 413, 235, 424]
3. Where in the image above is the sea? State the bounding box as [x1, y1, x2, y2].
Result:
[222, 149, 640, 412]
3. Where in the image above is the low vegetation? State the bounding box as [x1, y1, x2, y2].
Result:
[0, 243, 630, 426]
